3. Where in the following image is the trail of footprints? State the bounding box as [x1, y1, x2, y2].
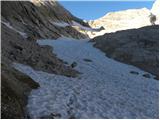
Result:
[14, 39, 158, 118]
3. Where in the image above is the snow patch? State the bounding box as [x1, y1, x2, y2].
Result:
[51, 21, 70, 27]
[1, 21, 28, 38]
[14, 38, 158, 118]
[72, 21, 101, 32]
[71, 21, 105, 38]
[87, 30, 107, 39]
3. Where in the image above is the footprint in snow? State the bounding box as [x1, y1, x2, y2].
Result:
[71, 62, 77, 68]
[83, 58, 93, 62]
[130, 71, 152, 79]
[142, 73, 151, 78]
[130, 71, 139, 75]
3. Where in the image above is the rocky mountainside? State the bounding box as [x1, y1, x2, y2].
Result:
[1, 0, 90, 118]
[89, 0, 159, 36]
[1, 1, 89, 40]
[92, 25, 159, 78]
[89, 8, 151, 32]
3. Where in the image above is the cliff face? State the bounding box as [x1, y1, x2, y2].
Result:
[1, 0, 89, 118]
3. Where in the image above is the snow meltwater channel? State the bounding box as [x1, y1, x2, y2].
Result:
[13, 37, 158, 119]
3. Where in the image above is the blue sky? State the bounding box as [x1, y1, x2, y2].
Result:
[59, 1, 155, 20]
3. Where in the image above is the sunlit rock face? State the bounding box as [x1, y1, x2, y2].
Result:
[88, 1, 159, 38]
[89, 8, 151, 33]
[89, 0, 159, 35]
[151, 0, 160, 24]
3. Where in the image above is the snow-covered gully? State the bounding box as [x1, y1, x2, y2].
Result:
[13, 37, 158, 119]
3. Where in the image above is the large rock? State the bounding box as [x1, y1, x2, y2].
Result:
[92, 25, 159, 77]
[1, 63, 39, 118]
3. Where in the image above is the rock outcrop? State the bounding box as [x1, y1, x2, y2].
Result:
[89, 8, 152, 33]
[1, 0, 89, 118]
[151, 0, 160, 24]
[92, 25, 159, 77]
[88, 0, 159, 37]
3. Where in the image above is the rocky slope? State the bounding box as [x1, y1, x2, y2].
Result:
[92, 25, 159, 78]
[1, 0, 159, 118]
[1, 1, 89, 40]
[1, 0, 90, 118]
[88, 0, 159, 37]
[89, 8, 151, 32]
